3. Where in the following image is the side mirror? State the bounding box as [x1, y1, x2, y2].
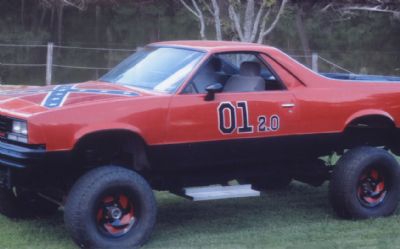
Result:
[204, 83, 223, 101]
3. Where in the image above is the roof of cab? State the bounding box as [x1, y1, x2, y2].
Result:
[150, 40, 270, 52]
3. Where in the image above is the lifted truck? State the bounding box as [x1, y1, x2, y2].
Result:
[1, 40, 400, 248]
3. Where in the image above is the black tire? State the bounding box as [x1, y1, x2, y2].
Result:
[329, 146, 400, 219]
[390, 146, 400, 157]
[0, 188, 59, 219]
[64, 166, 157, 249]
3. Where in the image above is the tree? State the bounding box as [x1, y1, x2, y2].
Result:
[38, 0, 89, 44]
[294, 3, 311, 66]
[179, 0, 288, 43]
[39, 0, 88, 10]
[179, 0, 209, 40]
[315, 0, 400, 18]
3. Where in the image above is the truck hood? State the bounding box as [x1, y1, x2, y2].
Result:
[0, 81, 148, 117]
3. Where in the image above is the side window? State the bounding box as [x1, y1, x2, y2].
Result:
[219, 53, 260, 68]
[183, 57, 224, 94]
[218, 53, 284, 92]
[182, 52, 285, 94]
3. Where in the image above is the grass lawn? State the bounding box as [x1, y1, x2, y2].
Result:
[0, 182, 400, 249]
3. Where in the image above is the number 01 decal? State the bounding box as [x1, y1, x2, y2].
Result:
[218, 102, 236, 134]
[217, 101, 280, 135]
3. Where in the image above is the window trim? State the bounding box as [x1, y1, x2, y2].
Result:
[178, 51, 287, 95]
[256, 52, 287, 91]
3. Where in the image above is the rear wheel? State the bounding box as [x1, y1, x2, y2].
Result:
[329, 146, 400, 219]
[64, 166, 157, 249]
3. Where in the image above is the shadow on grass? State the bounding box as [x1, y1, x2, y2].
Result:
[147, 182, 335, 248]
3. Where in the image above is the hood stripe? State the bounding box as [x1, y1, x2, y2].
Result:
[41, 84, 139, 108]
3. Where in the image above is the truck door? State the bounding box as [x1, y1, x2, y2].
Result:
[162, 52, 301, 168]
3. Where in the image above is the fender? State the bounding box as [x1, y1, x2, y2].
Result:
[71, 124, 151, 171]
[344, 109, 395, 130]
[73, 122, 146, 149]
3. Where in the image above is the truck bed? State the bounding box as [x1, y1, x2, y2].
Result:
[321, 73, 400, 82]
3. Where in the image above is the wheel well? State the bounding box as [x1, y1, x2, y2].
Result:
[344, 115, 396, 147]
[346, 115, 395, 129]
[73, 130, 150, 172]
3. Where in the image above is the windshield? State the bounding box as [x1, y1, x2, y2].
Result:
[100, 47, 204, 93]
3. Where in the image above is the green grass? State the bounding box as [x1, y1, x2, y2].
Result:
[1, 182, 400, 249]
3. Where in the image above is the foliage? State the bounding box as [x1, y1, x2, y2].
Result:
[0, 0, 399, 84]
[0, 0, 199, 84]
[0, 3, 49, 84]
[302, 7, 400, 75]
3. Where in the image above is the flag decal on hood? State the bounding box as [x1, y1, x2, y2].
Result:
[41, 84, 139, 108]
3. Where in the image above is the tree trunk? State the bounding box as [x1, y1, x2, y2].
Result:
[211, 0, 222, 40]
[295, 8, 312, 67]
[57, 4, 64, 45]
[106, 27, 114, 69]
[157, 11, 161, 41]
[179, 0, 207, 40]
[39, 8, 47, 29]
[21, 0, 25, 27]
[50, 6, 55, 29]
[243, 0, 255, 42]
[31, 2, 41, 33]
[199, 15, 206, 40]
[257, 0, 288, 43]
[95, 5, 101, 45]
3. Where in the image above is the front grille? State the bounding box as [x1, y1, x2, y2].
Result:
[0, 116, 12, 133]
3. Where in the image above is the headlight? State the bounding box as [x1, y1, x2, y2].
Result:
[12, 120, 28, 135]
[7, 120, 28, 143]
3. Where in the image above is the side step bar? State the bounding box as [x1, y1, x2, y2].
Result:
[176, 184, 260, 201]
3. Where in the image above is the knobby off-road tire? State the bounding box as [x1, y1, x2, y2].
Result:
[329, 146, 400, 219]
[64, 166, 157, 249]
[0, 188, 59, 219]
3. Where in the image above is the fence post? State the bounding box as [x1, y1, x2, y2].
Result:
[312, 52, 319, 73]
[46, 42, 54, 86]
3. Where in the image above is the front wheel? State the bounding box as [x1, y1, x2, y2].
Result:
[64, 166, 157, 249]
[329, 146, 400, 219]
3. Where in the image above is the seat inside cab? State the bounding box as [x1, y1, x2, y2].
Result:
[183, 52, 285, 94]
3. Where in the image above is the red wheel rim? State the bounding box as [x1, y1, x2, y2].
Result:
[96, 193, 136, 237]
[357, 168, 387, 207]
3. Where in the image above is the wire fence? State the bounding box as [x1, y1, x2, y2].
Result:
[0, 43, 399, 86]
[291, 53, 354, 74]
[0, 43, 136, 85]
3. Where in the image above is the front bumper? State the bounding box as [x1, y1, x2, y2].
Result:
[0, 140, 46, 169]
[0, 140, 74, 190]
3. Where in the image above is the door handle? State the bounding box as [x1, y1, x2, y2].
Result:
[281, 103, 296, 108]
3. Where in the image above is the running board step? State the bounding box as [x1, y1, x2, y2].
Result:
[178, 184, 260, 201]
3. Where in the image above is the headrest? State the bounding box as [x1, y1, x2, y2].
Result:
[240, 61, 261, 77]
[204, 57, 222, 72]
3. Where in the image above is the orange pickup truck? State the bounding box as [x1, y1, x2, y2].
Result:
[1, 41, 400, 248]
